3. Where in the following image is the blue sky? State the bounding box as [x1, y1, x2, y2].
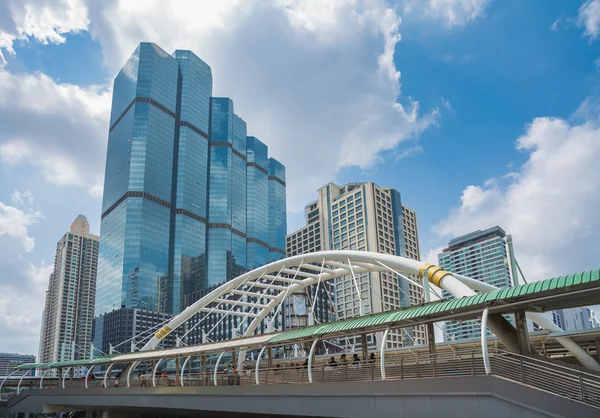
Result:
[1, 0, 600, 354]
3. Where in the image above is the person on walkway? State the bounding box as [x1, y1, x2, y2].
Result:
[352, 354, 361, 368]
[369, 353, 376, 364]
[140, 373, 147, 387]
[340, 354, 348, 366]
[328, 357, 338, 367]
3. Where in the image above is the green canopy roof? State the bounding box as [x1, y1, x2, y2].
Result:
[268, 268, 600, 343]
[15, 356, 117, 370]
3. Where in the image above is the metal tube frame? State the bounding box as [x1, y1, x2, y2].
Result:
[380, 327, 390, 380]
[180, 356, 192, 387]
[0, 370, 20, 396]
[84, 365, 95, 389]
[17, 372, 27, 394]
[308, 339, 319, 383]
[103, 363, 114, 388]
[126, 361, 140, 388]
[255, 345, 268, 385]
[152, 359, 164, 388]
[214, 351, 226, 386]
[40, 368, 50, 389]
[481, 307, 491, 375]
[61, 367, 72, 389]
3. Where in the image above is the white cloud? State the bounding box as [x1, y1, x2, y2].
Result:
[578, 0, 600, 40]
[86, 0, 438, 211]
[550, 19, 560, 31]
[0, 191, 43, 252]
[431, 113, 600, 281]
[0, 260, 53, 354]
[0, 0, 89, 57]
[404, 0, 490, 28]
[0, 68, 111, 195]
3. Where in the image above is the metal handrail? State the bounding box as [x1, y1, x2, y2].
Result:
[7, 348, 600, 409]
[492, 348, 600, 380]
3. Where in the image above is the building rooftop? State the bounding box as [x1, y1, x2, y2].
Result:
[443, 226, 506, 252]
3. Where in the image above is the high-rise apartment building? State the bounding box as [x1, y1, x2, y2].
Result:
[39, 216, 99, 366]
[94, 43, 285, 347]
[286, 182, 424, 349]
[439, 226, 513, 341]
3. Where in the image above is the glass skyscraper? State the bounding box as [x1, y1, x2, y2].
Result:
[95, 43, 286, 327]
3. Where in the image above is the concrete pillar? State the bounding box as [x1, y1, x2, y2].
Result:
[361, 334, 368, 361]
[175, 357, 180, 384]
[267, 347, 273, 368]
[427, 324, 436, 354]
[232, 351, 237, 366]
[514, 309, 532, 356]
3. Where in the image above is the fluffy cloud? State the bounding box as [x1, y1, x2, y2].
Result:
[579, 0, 600, 40]
[85, 0, 437, 211]
[0, 190, 43, 252]
[0, 0, 89, 53]
[0, 191, 49, 354]
[0, 260, 53, 354]
[431, 113, 600, 281]
[403, 0, 490, 27]
[0, 68, 111, 196]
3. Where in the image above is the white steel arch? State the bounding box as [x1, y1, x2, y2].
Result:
[139, 250, 600, 371]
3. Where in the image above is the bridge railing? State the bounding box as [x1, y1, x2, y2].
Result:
[7, 348, 600, 409]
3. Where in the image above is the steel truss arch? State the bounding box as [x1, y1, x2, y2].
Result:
[139, 250, 600, 371]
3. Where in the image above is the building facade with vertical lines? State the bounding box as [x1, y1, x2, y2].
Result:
[94, 43, 286, 346]
[39, 215, 99, 373]
[286, 182, 424, 350]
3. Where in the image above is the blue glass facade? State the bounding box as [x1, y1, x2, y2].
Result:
[268, 158, 287, 261]
[96, 43, 286, 330]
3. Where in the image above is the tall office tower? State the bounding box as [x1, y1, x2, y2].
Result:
[95, 43, 285, 346]
[439, 226, 513, 342]
[39, 216, 99, 368]
[286, 182, 423, 349]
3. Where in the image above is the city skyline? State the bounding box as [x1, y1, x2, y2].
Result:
[2, 1, 600, 355]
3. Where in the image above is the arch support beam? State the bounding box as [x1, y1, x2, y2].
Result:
[481, 307, 491, 375]
[180, 356, 192, 387]
[308, 339, 319, 383]
[214, 351, 226, 386]
[380, 327, 390, 380]
[255, 345, 268, 385]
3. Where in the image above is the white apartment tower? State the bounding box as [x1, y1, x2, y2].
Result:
[39, 215, 99, 369]
[286, 182, 425, 349]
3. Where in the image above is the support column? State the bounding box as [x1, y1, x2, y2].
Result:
[202, 355, 207, 386]
[175, 357, 180, 385]
[232, 351, 237, 367]
[514, 309, 532, 356]
[426, 323, 436, 354]
[267, 347, 273, 368]
[361, 333, 368, 361]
